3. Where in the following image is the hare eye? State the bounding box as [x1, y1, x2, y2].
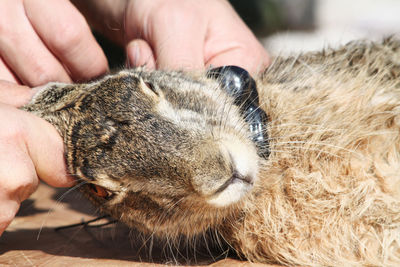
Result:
[144, 81, 159, 96]
[144, 82, 156, 93]
[88, 184, 114, 200]
[140, 78, 160, 98]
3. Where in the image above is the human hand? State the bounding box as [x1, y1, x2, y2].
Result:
[0, 81, 74, 236]
[124, 0, 270, 73]
[0, 0, 108, 87]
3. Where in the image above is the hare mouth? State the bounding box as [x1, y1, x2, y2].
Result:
[207, 173, 254, 207]
[204, 135, 259, 208]
[214, 171, 254, 194]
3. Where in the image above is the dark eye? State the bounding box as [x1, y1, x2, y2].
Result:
[88, 184, 115, 200]
[207, 65, 270, 159]
[145, 81, 158, 95]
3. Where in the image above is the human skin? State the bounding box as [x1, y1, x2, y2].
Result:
[0, 0, 107, 235]
[0, 0, 108, 86]
[0, 0, 269, 235]
[72, 0, 270, 73]
[0, 81, 75, 236]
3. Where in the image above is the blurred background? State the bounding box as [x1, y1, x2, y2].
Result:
[98, 0, 400, 68]
[230, 0, 400, 55]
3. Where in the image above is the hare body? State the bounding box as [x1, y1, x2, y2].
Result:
[24, 38, 400, 265]
[232, 38, 400, 265]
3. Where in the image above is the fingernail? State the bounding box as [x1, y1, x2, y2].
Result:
[127, 43, 140, 68]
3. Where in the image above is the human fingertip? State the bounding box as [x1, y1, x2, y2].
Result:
[38, 160, 75, 188]
[206, 48, 270, 76]
[40, 170, 76, 188]
[71, 51, 109, 83]
[250, 53, 271, 76]
[54, 175, 77, 188]
[64, 174, 77, 187]
[126, 39, 156, 69]
[260, 50, 271, 70]
[126, 42, 140, 67]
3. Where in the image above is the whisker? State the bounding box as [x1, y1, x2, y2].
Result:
[54, 215, 117, 231]
[37, 180, 87, 240]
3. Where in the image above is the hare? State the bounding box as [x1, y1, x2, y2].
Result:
[23, 37, 400, 266]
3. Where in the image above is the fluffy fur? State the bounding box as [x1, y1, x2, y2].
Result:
[24, 38, 400, 266]
[229, 37, 400, 265]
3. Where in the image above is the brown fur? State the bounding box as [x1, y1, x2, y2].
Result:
[23, 38, 400, 265]
[24, 68, 258, 238]
[229, 37, 400, 265]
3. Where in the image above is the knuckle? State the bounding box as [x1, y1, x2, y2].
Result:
[3, 173, 37, 202]
[29, 64, 50, 82]
[29, 63, 69, 85]
[51, 14, 87, 54]
[31, 67, 59, 85]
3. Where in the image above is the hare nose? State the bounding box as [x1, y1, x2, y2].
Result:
[232, 171, 254, 186]
[215, 171, 254, 194]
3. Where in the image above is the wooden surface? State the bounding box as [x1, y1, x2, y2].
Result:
[0, 183, 276, 266]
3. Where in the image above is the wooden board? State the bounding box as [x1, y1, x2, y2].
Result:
[0, 183, 277, 266]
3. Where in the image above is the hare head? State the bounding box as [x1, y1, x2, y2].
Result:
[26, 68, 265, 237]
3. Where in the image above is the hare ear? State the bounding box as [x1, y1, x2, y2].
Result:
[207, 66, 270, 159]
[139, 78, 161, 101]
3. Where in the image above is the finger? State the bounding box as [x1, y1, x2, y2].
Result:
[0, 80, 35, 107]
[0, 198, 20, 236]
[0, 57, 20, 84]
[21, 110, 75, 187]
[24, 0, 108, 81]
[0, 1, 71, 86]
[148, 4, 206, 70]
[0, 140, 39, 203]
[205, 44, 270, 75]
[203, 1, 270, 74]
[0, 104, 75, 187]
[0, 135, 39, 235]
[126, 39, 156, 69]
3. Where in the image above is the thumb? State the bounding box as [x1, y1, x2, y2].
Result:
[0, 80, 36, 107]
[126, 39, 156, 69]
[151, 23, 205, 70]
[21, 108, 75, 187]
[144, 4, 206, 71]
